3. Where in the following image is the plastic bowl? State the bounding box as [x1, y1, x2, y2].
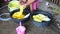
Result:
[8, 1, 20, 12]
[10, 7, 30, 24]
[31, 10, 53, 27]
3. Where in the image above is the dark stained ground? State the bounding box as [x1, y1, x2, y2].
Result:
[0, 0, 60, 34]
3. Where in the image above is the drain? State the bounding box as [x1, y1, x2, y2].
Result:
[0, 13, 11, 21]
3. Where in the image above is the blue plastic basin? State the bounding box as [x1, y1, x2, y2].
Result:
[10, 7, 30, 24]
[31, 10, 53, 27]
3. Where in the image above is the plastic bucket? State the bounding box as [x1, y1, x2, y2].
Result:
[31, 10, 53, 27]
[10, 7, 30, 24]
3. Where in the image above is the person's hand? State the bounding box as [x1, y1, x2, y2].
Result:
[22, 4, 27, 9]
[22, 0, 26, 3]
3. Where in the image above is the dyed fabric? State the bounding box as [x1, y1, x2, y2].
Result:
[32, 0, 39, 10]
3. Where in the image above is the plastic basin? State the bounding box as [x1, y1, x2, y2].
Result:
[10, 7, 30, 24]
[31, 10, 53, 27]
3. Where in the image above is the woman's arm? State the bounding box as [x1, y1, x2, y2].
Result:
[25, 0, 35, 6]
[21, 0, 35, 9]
